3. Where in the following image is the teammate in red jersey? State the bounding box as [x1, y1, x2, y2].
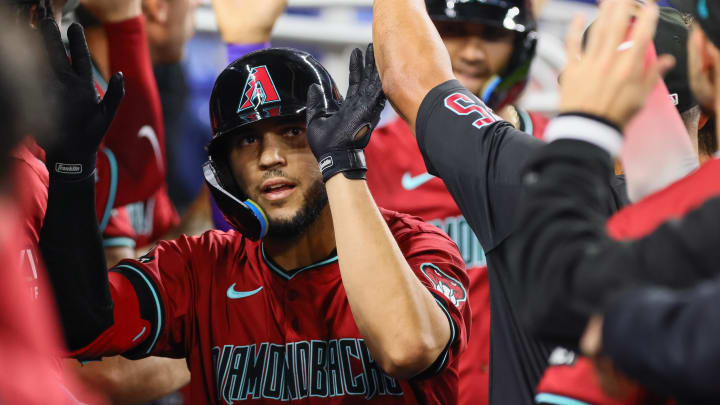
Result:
[39, 46, 471, 404]
[1, 4, 125, 402]
[365, 2, 542, 404]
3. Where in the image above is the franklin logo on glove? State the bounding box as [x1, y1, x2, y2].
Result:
[54, 163, 83, 174]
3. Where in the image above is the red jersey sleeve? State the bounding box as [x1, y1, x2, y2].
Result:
[386, 210, 471, 377]
[94, 16, 165, 219]
[110, 235, 197, 359]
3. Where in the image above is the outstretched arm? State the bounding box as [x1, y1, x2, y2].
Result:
[36, 19, 124, 349]
[306, 47, 466, 379]
[372, 0, 453, 129]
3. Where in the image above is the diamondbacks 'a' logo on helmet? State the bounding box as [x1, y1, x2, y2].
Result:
[237, 65, 281, 113]
[420, 263, 467, 308]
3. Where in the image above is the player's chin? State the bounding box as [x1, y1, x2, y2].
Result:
[454, 74, 485, 95]
[263, 202, 304, 222]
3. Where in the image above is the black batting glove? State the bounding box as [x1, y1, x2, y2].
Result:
[39, 18, 124, 181]
[306, 44, 386, 182]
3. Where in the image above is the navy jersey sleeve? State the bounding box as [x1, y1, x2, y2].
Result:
[415, 80, 543, 252]
[604, 280, 720, 402]
[512, 137, 720, 344]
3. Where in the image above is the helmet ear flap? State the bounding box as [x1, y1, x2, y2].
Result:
[203, 152, 268, 240]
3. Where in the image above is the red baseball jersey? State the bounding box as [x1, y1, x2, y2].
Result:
[0, 196, 77, 405]
[104, 208, 470, 404]
[365, 112, 546, 405]
[535, 158, 720, 405]
[103, 186, 180, 250]
[12, 139, 48, 301]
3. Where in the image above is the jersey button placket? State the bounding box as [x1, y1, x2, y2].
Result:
[285, 285, 301, 337]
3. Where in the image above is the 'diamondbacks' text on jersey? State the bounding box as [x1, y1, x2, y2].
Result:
[108, 208, 470, 404]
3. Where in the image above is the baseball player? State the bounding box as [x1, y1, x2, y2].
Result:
[511, 0, 720, 400]
[370, 0, 632, 402]
[4, 3, 125, 401]
[364, 2, 542, 404]
[39, 46, 471, 404]
[0, 9, 100, 403]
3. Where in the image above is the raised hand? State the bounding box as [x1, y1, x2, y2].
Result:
[40, 18, 124, 179]
[558, 0, 675, 128]
[305, 44, 386, 182]
[211, 0, 287, 43]
[79, 0, 141, 23]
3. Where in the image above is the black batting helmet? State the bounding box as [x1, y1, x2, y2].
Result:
[203, 47, 341, 240]
[426, 0, 538, 110]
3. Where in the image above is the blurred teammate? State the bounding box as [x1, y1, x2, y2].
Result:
[365, 2, 542, 404]
[39, 46, 471, 404]
[0, 7, 87, 404]
[3, 2, 125, 401]
[510, 0, 720, 401]
[534, 8, 706, 405]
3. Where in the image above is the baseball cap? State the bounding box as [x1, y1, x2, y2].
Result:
[655, 7, 696, 113]
[671, 0, 720, 49]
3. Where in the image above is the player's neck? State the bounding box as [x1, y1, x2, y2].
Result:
[263, 206, 336, 271]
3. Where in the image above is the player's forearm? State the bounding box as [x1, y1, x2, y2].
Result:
[105, 16, 166, 204]
[325, 176, 450, 379]
[39, 173, 114, 351]
[372, 0, 453, 129]
[69, 356, 190, 405]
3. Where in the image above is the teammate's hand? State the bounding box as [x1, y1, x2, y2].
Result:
[558, 0, 675, 128]
[211, 0, 287, 44]
[40, 19, 124, 179]
[80, 0, 141, 23]
[306, 44, 386, 182]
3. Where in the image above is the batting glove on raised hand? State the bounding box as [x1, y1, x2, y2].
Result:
[39, 18, 124, 180]
[306, 44, 386, 182]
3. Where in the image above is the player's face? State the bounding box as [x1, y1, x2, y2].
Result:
[229, 117, 328, 239]
[435, 20, 515, 95]
[687, 24, 716, 112]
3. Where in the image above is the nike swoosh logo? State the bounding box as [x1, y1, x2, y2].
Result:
[401, 172, 435, 190]
[138, 125, 164, 172]
[227, 284, 263, 299]
[132, 326, 147, 342]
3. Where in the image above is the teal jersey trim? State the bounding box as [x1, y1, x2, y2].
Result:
[699, 0, 709, 19]
[261, 243, 338, 280]
[92, 62, 108, 93]
[103, 237, 136, 249]
[98, 147, 118, 232]
[432, 296, 455, 372]
[535, 393, 592, 405]
[114, 264, 163, 355]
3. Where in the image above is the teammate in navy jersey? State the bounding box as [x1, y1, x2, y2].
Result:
[39, 45, 471, 404]
[365, 2, 545, 404]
